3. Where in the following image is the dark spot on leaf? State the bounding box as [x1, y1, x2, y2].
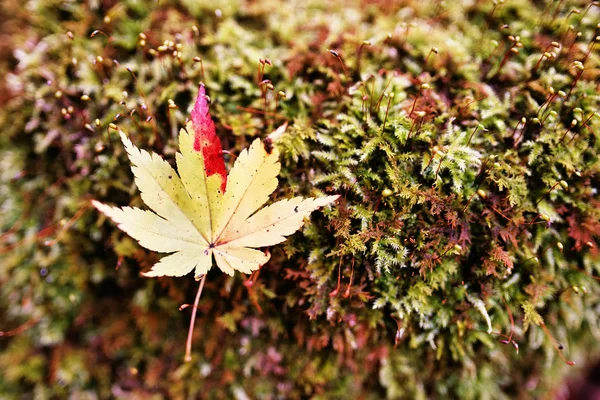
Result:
[294, 206, 298, 212]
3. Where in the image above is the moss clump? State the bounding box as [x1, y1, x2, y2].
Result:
[1, 0, 599, 398]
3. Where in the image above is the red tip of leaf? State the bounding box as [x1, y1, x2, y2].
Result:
[191, 85, 227, 192]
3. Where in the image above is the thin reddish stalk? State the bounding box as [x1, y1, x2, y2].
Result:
[330, 256, 343, 297]
[0, 317, 40, 337]
[184, 274, 207, 362]
[540, 322, 575, 366]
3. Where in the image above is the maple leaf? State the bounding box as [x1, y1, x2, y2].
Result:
[93, 86, 339, 278]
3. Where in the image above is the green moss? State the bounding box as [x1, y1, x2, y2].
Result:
[1, 0, 599, 398]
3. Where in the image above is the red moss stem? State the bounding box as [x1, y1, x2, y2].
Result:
[330, 256, 343, 297]
[343, 257, 355, 298]
[0, 317, 40, 337]
[539, 322, 575, 366]
[408, 89, 421, 118]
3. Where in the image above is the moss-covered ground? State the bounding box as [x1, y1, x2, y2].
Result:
[1, 0, 599, 398]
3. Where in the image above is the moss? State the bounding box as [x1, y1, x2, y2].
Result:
[1, 0, 599, 398]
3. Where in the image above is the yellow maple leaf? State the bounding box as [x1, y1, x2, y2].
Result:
[92, 87, 338, 362]
[92, 125, 338, 278]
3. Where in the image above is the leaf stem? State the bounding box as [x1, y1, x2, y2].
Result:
[184, 274, 206, 362]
